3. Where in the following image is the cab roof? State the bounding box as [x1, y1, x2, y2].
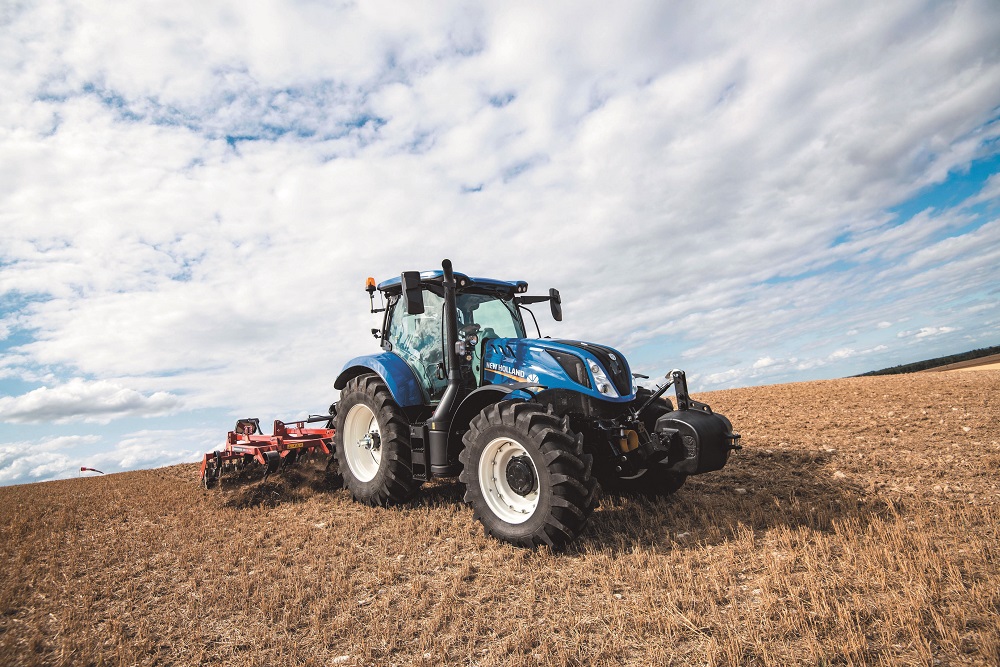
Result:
[377, 271, 527, 297]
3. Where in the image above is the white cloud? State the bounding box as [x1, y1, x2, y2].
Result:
[897, 326, 962, 340]
[704, 368, 744, 385]
[95, 428, 212, 471]
[0, 429, 212, 485]
[964, 173, 1000, 207]
[915, 326, 960, 338]
[0, 379, 181, 424]
[1, 1, 999, 478]
[33, 435, 102, 452]
[752, 357, 777, 369]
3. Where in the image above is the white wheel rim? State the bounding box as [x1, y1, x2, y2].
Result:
[478, 436, 540, 525]
[343, 403, 381, 482]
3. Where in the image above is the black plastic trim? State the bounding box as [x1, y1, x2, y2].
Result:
[547, 349, 591, 389]
[555, 341, 631, 395]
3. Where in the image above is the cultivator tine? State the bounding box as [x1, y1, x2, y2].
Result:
[201, 451, 223, 489]
[261, 451, 282, 481]
[201, 413, 336, 490]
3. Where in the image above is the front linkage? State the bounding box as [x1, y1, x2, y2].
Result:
[576, 369, 741, 495]
[625, 369, 740, 475]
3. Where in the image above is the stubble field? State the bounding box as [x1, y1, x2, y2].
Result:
[1, 370, 998, 666]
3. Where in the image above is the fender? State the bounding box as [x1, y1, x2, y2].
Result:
[335, 353, 424, 408]
[446, 384, 533, 455]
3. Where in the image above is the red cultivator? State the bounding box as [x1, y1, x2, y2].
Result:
[200, 415, 336, 489]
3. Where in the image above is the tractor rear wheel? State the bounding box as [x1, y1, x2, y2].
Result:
[598, 387, 687, 496]
[334, 374, 418, 506]
[459, 401, 599, 549]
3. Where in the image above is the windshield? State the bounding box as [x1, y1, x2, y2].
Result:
[456, 292, 525, 339]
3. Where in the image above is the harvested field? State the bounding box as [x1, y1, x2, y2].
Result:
[922, 353, 1000, 373]
[948, 362, 1000, 372]
[1, 372, 998, 666]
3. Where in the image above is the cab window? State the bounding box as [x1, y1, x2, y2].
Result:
[385, 290, 448, 401]
[456, 293, 524, 339]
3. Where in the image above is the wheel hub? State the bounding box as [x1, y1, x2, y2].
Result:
[505, 455, 537, 496]
[478, 437, 540, 524]
[360, 431, 381, 451]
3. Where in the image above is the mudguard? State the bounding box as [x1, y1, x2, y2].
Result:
[335, 353, 424, 407]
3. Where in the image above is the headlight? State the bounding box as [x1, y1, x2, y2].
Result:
[588, 361, 619, 398]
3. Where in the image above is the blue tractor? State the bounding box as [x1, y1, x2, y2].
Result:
[332, 260, 740, 548]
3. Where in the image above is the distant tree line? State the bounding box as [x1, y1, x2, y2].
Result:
[857, 345, 1000, 376]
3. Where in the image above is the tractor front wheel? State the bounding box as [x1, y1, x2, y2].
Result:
[459, 401, 599, 549]
[334, 374, 418, 506]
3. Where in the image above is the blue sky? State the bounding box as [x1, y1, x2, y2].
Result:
[2, 0, 999, 485]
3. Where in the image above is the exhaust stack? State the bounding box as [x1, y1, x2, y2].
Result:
[426, 259, 463, 475]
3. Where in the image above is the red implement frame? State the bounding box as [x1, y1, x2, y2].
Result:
[200, 417, 336, 487]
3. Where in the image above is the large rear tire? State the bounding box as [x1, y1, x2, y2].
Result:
[334, 374, 418, 506]
[598, 388, 687, 496]
[459, 401, 599, 549]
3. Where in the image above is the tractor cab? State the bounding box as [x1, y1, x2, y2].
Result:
[373, 271, 543, 401]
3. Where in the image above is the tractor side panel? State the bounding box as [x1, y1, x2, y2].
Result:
[481, 338, 634, 405]
[335, 353, 425, 407]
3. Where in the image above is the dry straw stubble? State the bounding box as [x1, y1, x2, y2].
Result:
[1, 370, 998, 666]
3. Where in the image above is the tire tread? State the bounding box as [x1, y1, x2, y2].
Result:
[334, 374, 417, 506]
[459, 401, 599, 549]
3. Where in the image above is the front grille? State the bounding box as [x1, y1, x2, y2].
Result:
[547, 349, 591, 388]
[555, 341, 632, 396]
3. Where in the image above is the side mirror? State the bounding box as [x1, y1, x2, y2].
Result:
[549, 288, 562, 321]
[401, 271, 424, 315]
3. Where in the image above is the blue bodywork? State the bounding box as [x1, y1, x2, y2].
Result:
[376, 271, 526, 295]
[335, 270, 634, 408]
[336, 338, 634, 406]
[335, 352, 425, 407]
[480, 338, 634, 403]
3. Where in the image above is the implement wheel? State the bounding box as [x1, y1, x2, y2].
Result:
[599, 387, 686, 496]
[334, 374, 418, 506]
[202, 459, 219, 490]
[459, 401, 599, 549]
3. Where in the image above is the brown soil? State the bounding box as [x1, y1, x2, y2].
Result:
[2, 372, 998, 666]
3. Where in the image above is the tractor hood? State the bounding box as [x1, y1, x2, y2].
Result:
[480, 337, 635, 404]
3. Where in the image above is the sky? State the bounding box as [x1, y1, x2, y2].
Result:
[2, 0, 999, 486]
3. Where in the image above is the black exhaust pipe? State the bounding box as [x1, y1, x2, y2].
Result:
[427, 259, 462, 475]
